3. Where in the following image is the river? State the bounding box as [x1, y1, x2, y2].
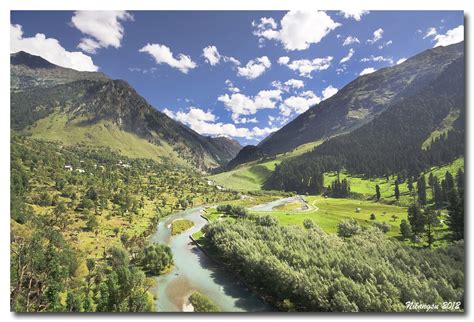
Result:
[150, 206, 274, 312]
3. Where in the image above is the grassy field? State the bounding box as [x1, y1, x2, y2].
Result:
[251, 196, 408, 237]
[197, 194, 451, 247]
[171, 219, 195, 236]
[325, 157, 464, 207]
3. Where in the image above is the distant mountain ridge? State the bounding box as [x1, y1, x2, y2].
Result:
[225, 42, 464, 169]
[11, 51, 241, 170]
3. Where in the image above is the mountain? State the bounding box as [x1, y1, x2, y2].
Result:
[226, 42, 464, 169]
[10, 51, 241, 170]
[265, 43, 464, 193]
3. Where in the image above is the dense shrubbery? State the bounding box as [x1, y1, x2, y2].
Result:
[216, 204, 248, 218]
[189, 292, 220, 312]
[141, 243, 173, 275]
[203, 217, 464, 312]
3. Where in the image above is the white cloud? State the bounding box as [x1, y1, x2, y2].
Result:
[340, 10, 369, 21]
[202, 45, 240, 66]
[396, 58, 407, 65]
[277, 56, 290, 65]
[360, 55, 393, 64]
[271, 79, 305, 92]
[71, 11, 133, 54]
[223, 56, 241, 65]
[234, 117, 258, 124]
[340, 48, 355, 64]
[378, 40, 393, 49]
[359, 67, 376, 76]
[367, 28, 384, 44]
[322, 85, 338, 100]
[253, 11, 340, 51]
[279, 56, 333, 78]
[279, 90, 321, 116]
[164, 106, 276, 139]
[423, 27, 437, 39]
[225, 79, 240, 93]
[139, 43, 197, 74]
[433, 25, 464, 47]
[284, 79, 305, 89]
[202, 45, 221, 65]
[268, 114, 289, 127]
[218, 89, 282, 121]
[10, 24, 98, 71]
[343, 36, 360, 46]
[237, 56, 271, 80]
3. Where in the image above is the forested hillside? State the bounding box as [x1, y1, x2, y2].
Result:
[10, 134, 237, 312]
[265, 54, 464, 193]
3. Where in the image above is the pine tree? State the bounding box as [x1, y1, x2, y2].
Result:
[447, 189, 464, 240]
[433, 178, 443, 208]
[408, 204, 425, 236]
[424, 209, 441, 247]
[407, 177, 414, 193]
[399, 219, 412, 240]
[375, 184, 381, 201]
[417, 176, 427, 206]
[456, 168, 464, 192]
[428, 173, 435, 190]
[394, 181, 400, 200]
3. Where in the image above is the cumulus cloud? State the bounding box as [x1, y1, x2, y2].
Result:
[253, 11, 340, 51]
[396, 58, 407, 65]
[367, 28, 384, 44]
[360, 55, 393, 64]
[225, 79, 240, 93]
[272, 79, 305, 92]
[202, 45, 240, 66]
[322, 85, 338, 100]
[10, 24, 98, 71]
[71, 11, 133, 54]
[139, 43, 197, 74]
[202, 45, 220, 65]
[359, 67, 376, 76]
[164, 106, 276, 139]
[277, 56, 290, 65]
[284, 79, 305, 89]
[423, 27, 437, 39]
[279, 91, 321, 116]
[378, 40, 393, 49]
[340, 48, 355, 64]
[343, 36, 360, 46]
[237, 56, 271, 79]
[279, 56, 333, 78]
[340, 10, 369, 21]
[433, 25, 464, 47]
[218, 89, 282, 121]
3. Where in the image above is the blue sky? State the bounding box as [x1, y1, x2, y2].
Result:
[11, 10, 464, 145]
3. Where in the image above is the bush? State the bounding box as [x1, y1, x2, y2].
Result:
[256, 215, 278, 227]
[374, 221, 390, 234]
[141, 243, 173, 275]
[189, 291, 220, 312]
[303, 218, 315, 229]
[337, 219, 361, 238]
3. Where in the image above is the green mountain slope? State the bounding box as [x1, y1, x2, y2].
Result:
[265, 48, 464, 193]
[225, 42, 464, 169]
[11, 51, 241, 170]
